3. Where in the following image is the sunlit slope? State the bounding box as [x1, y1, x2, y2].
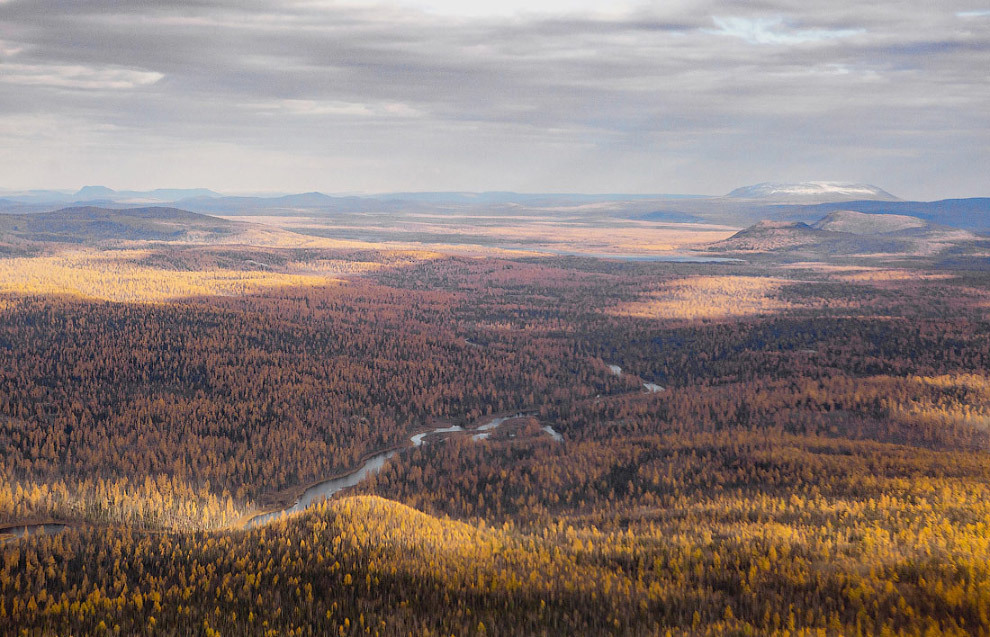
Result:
[2, 495, 672, 636]
[0, 250, 334, 302]
[0, 246, 438, 302]
[6, 491, 990, 635]
[610, 275, 794, 320]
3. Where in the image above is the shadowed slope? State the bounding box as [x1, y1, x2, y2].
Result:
[0, 206, 240, 244]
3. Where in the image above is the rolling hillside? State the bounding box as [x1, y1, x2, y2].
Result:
[0, 206, 242, 244]
[771, 198, 990, 231]
[710, 210, 977, 256]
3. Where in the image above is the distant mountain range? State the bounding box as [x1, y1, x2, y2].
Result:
[1, 184, 987, 233]
[0, 204, 984, 264]
[12, 182, 896, 206]
[0, 187, 222, 208]
[0, 187, 704, 216]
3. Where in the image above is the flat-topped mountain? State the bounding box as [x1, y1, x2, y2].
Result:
[726, 182, 899, 203]
[75, 185, 117, 200]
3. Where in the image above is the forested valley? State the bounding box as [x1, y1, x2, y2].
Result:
[3, 248, 990, 635]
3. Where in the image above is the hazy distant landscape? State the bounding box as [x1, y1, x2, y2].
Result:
[3, 182, 988, 260]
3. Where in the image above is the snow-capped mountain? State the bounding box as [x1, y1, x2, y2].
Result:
[726, 182, 899, 203]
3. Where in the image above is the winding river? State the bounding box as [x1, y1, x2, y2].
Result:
[0, 523, 68, 545]
[608, 363, 665, 394]
[5, 370, 662, 543]
[247, 413, 560, 528]
[2, 414, 564, 541]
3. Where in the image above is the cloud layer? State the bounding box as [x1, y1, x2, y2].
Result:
[0, 0, 987, 198]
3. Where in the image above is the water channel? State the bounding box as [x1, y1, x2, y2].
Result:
[247, 413, 560, 528]
[2, 414, 566, 539]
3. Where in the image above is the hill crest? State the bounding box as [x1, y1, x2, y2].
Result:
[812, 210, 927, 234]
[0, 206, 239, 244]
[711, 210, 975, 256]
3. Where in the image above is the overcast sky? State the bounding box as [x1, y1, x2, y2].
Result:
[0, 0, 987, 198]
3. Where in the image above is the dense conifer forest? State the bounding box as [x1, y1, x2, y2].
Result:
[3, 247, 990, 635]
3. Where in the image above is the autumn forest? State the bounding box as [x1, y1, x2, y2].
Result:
[3, 220, 990, 636]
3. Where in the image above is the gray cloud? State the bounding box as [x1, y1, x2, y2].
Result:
[0, 0, 987, 198]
